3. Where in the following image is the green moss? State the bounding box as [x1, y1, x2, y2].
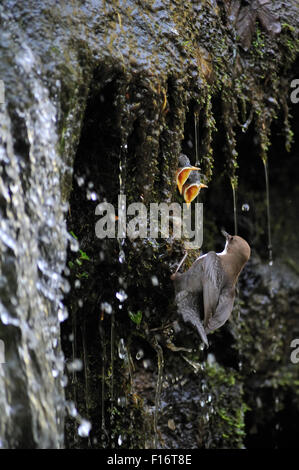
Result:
[201, 363, 249, 448]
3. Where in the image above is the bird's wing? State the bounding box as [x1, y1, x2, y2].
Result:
[205, 288, 235, 334]
[175, 290, 209, 347]
[201, 252, 224, 327]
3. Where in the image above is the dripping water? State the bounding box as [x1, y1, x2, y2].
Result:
[231, 179, 241, 321]
[231, 180, 238, 236]
[110, 310, 115, 408]
[99, 320, 108, 445]
[109, 142, 127, 412]
[194, 111, 199, 166]
[108, 140, 128, 440]
[81, 317, 92, 447]
[263, 157, 273, 266]
[153, 337, 164, 448]
[71, 308, 78, 404]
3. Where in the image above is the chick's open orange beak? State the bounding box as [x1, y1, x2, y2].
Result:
[176, 166, 200, 194]
[183, 183, 208, 208]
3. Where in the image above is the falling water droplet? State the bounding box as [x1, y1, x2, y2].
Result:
[66, 401, 78, 417]
[207, 353, 216, 365]
[118, 250, 125, 263]
[88, 191, 98, 201]
[70, 239, 79, 253]
[86, 189, 98, 201]
[60, 375, 68, 388]
[142, 359, 151, 369]
[76, 176, 85, 187]
[61, 278, 71, 294]
[58, 308, 68, 323]
[117, 397, 127, 407]
[242, 203, 250, 212]
[118, 338, 127, 360]
[101, 302, 112, 314]
[52, 369, 59, 378]
[67, 359, 83, 372]
[136, 349, 144, 360]
[116, 290, 128, 302]
[118, 435, 123, 446]
[78, 419, 92, 437]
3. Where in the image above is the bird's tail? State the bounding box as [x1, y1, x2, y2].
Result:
[175, 291, 209, 347]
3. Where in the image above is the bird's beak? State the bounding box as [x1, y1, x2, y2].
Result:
[221, 229, 230, 240]
[183, 182, 208, 206]
[183, 183, 200, 206]
[176, 167, 200, 194]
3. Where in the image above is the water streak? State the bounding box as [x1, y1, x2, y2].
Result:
[231, 182, 238, 235]
[194, 111, 199, 166]
[263, 158, 273, 265]
[153, 337, 164, 448]
[98, 320, 108, 445]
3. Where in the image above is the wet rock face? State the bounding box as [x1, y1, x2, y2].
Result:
[0, 0, 299, 449]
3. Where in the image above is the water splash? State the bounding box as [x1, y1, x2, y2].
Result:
[0, 35, 69, 447]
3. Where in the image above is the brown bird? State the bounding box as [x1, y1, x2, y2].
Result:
[176, 154, 200, 195]
[182, 170, 208, 208]
[171, 230, 250, 346]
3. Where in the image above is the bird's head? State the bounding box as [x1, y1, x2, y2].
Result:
[221, 229, 251, 263]
[176, 166, 200, 194]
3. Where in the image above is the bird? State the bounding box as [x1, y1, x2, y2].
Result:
[176, 154, 200, 195]
[171, 230, 250, 346]
[182, 170, 208, 208]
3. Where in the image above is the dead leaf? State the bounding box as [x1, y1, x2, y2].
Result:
[227, 0, 281, 51]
